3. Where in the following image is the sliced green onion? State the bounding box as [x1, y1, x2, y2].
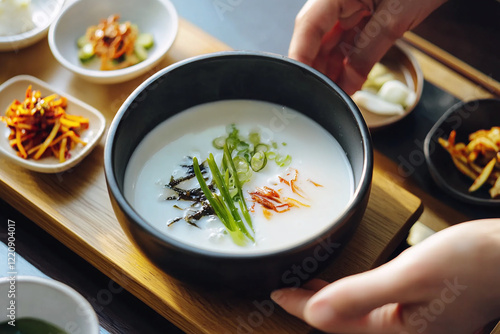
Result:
[213, 193, 247, 245]
[212, 136, 226, 149]
[193, 156, 254, 244]
[226, 124, 237, 135]
[238, 150, 252, 163]
[266, 151, 276, 160]
[224, 143, 253, 230]
[236, 141, 250, 152]
[275, 154, 292, 167]
[250, 151, 267, 172]
[249, 132, 261, 145]
[192, 157, 247, 246]
[233, 156, 250, 173]
[226, 136, 239, 149]
[207, 154, 253, 240]
[237, 171, 253, 183]
[254, 143, 269, 153]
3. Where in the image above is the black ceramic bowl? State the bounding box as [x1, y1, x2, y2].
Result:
[104, 51, 373, 292]
[424, 98, 500, 206]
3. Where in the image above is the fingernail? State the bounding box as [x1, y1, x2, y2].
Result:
[270, 290, 284, 303]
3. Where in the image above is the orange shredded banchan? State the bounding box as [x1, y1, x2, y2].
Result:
[0, 85, 89, 162]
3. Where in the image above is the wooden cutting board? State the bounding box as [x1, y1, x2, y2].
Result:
[0, 19, 422, 333]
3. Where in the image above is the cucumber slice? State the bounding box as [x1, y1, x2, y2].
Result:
[134, 44, 148, 61]
[76, 35, 89, 48]
[78, 43, 95, 62]
[136, 33, 154, 49]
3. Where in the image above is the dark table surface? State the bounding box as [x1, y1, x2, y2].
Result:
[1, 1, 499, 333]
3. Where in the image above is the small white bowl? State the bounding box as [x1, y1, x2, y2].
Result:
[48, 0, 178, 84]
[0, 0, 65, 52]
[354, 40, 423, 130]
[0, 75, 106, 173]
[0, 276, 99, 334]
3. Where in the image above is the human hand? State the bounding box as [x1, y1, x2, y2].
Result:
[289, 0, 447, 95]
[271, 219, 500, 334]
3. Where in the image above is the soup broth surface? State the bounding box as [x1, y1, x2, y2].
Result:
[124, 100, 354, 254]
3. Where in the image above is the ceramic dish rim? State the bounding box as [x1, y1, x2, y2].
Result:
[47, 0, 178, 83]
[0, 0, 66, 52]
[362, 39, 424, 130]
[424, 98, 500, 206]
[0, 75, 106, 173]
[104, 50, 374, 260]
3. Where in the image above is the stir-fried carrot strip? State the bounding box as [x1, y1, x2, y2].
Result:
[26, 130, 76, 156]
[15, 128, 27, 159]
[33, 119, 61, 159]
[65, 114, 89, 124]
[50, 145, 58, 158]
[469, 158, 496, 192]
[42, 94, 58, 104]
[0, 86, 89, 162]
[68, 132, 87, 145]
[59, 137, 67, 162]
[60, 117, 81, 128]
[448, 130, 456, 146]
[15, 123, 35, 130]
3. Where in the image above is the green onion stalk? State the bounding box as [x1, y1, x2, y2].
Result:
[193, 155, 255, 246]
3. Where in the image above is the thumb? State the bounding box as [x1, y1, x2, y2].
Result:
[302, 260, 425, 333]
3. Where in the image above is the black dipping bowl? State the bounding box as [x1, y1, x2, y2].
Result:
[104, 51, 373, 292]
[424, 98, 500, 207]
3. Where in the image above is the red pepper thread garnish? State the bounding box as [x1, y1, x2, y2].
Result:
[249, 169, 319, 219]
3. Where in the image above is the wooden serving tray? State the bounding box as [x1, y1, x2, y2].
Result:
[0, 20, 423, 333]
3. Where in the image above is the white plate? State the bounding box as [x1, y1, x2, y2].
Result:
[0, 75, 106, 173]
[48, 0, 178, 84]
[0, 0, 65, 52]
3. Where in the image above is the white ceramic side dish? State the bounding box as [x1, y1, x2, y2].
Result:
[0, 0, 65, 52]
[0, 276, 99, 333]
[0, 75, 106, 173]
[354, 40, 424, 130]
[48, 0, 178, 84]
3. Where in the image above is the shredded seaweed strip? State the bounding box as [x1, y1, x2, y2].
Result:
[164, 159, 214, 227]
